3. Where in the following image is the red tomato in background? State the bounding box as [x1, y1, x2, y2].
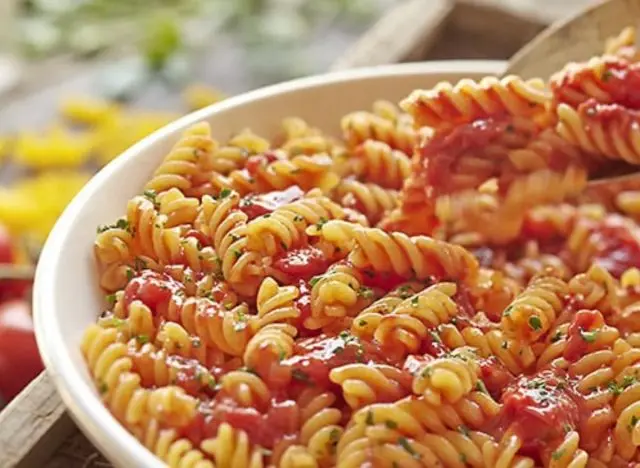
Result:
[0, 300, 43, 402]
[0, 224, 31, 302]
[0, 223, 14, 264]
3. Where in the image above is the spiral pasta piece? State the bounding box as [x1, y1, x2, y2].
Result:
[254, 277, 300, 330]
[335, 179, 398, 225]
[412, 347, 481, 405]
[351, 140, 411, 190]
[308, 220, 478, 282]
[195, 191, 264, 295]
[401, 75, 551, 130]
[556, 101, 640, 164]
[341, 110, 416, 155]
[145, 122, 217, 194]
[501, 273, 568, 343]
[296, 387, 343, 467]
[305, 264, 363, 330]
[373, 282, 458, 354]
[329, 363, 411, 409]
[245, 193, 346, 256]
[201, 423, 265, 468]
[217, 152, 340, 196]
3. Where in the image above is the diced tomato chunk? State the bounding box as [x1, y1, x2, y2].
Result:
[239, 186, 304, 220]
[272, 246, 328, 280]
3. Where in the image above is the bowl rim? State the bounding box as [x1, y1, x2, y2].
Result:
[33, 59, 506, 468]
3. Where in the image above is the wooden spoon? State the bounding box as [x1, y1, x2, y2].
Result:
[502, 0, 640, 206]
[506, 0, 640, 78]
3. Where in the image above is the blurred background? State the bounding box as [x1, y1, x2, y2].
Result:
[0, 0, 592, 413]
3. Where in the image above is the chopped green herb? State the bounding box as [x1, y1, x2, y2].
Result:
[411, 296, 419, 307]
[192, 337, 202, 348]
[580, 330, 597, 343]
[293, 215, 304, 222]
[397, 437, 420, 459]
[460, 453, 467, 463]
[98, 381, 108, 394]
[630, 415, 639, 433]
[602, 69, 613, 82]
[232, 249, 242, 260]
[358, 287, 374, 300]
[550, 330, 563, 343]
[385, 420, 398, 429]
[458, 425, 470, 437]
[475, 381, 488, 393]
[280, 241, 288, 250]
[136, 335, 150, 344]
[126, 268, 134, 281]
[219, 188, 232, 199]
[207, 376, 216, 390]
[501, 341, 508, 349]
[358, 319, 368, 327]
[327, 428, 340, 454]
[309, 275, 323, 287]
[529, 316, 542, 331]
[365, 410, 374, 425]
[105, 294, 117, 307]
[503, 305, 513, 318]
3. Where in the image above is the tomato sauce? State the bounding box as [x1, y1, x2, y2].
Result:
[183, 396, 299, 448]
[130, 345, 214, 396]
[123, 270, 184, 313]
[359, 267, 411, 292]
[552, 58, 640, 109]
[563, 309, 603, 362]
[589, 215, 640, 278]
[272, 246, 329, 280]
[419, 118, 508, 194]
[239, 186, 304, 220]
[280, 333, 391, 389]
[478, 357, 516, 401]
[490, 369, 588, 460]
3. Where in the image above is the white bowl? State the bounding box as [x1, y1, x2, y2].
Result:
[34, 60, 505, 468]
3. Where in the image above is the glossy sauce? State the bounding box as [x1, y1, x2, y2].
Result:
[563, 309, 603, 362]
[183, 396, 299, 448]
[553, 58, 640, 109]
[419, 118, 507, 194]
[492, 369, 588, 460]
[272, 246, 329, 280]
[590, 215, 640, 278]
[245, 150, 284, 177]
[239, 186, 304, 220]
[123, 270, 184, 313]
[281, 333, 392, 389]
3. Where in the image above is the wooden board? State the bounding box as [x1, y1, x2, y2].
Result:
[0, 1, 593, 467]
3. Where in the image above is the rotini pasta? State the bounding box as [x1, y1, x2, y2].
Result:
[82, 28, 640, 467]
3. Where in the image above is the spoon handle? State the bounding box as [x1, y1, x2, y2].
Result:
[505, 0, 640, 78]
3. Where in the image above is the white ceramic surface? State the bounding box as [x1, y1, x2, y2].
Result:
[34, 60, 506, 468]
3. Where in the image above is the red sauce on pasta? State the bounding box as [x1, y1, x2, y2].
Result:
[563, 309, 603, 362]
[359, 268, 409, 292]
[478, 356, 515, 400]
[272, 246, 329, 280]
[239, 186, 304, 220]
[184, 396, 299, 448]
[402, 354, 434, 376]
[590, 215, 640, 278]
[123, 271, 183, 313]
[552, 58, 640, 109]
[419, 118, 507, 194]
[493, 369, 586, 459]
[281, 333, 390, 389]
